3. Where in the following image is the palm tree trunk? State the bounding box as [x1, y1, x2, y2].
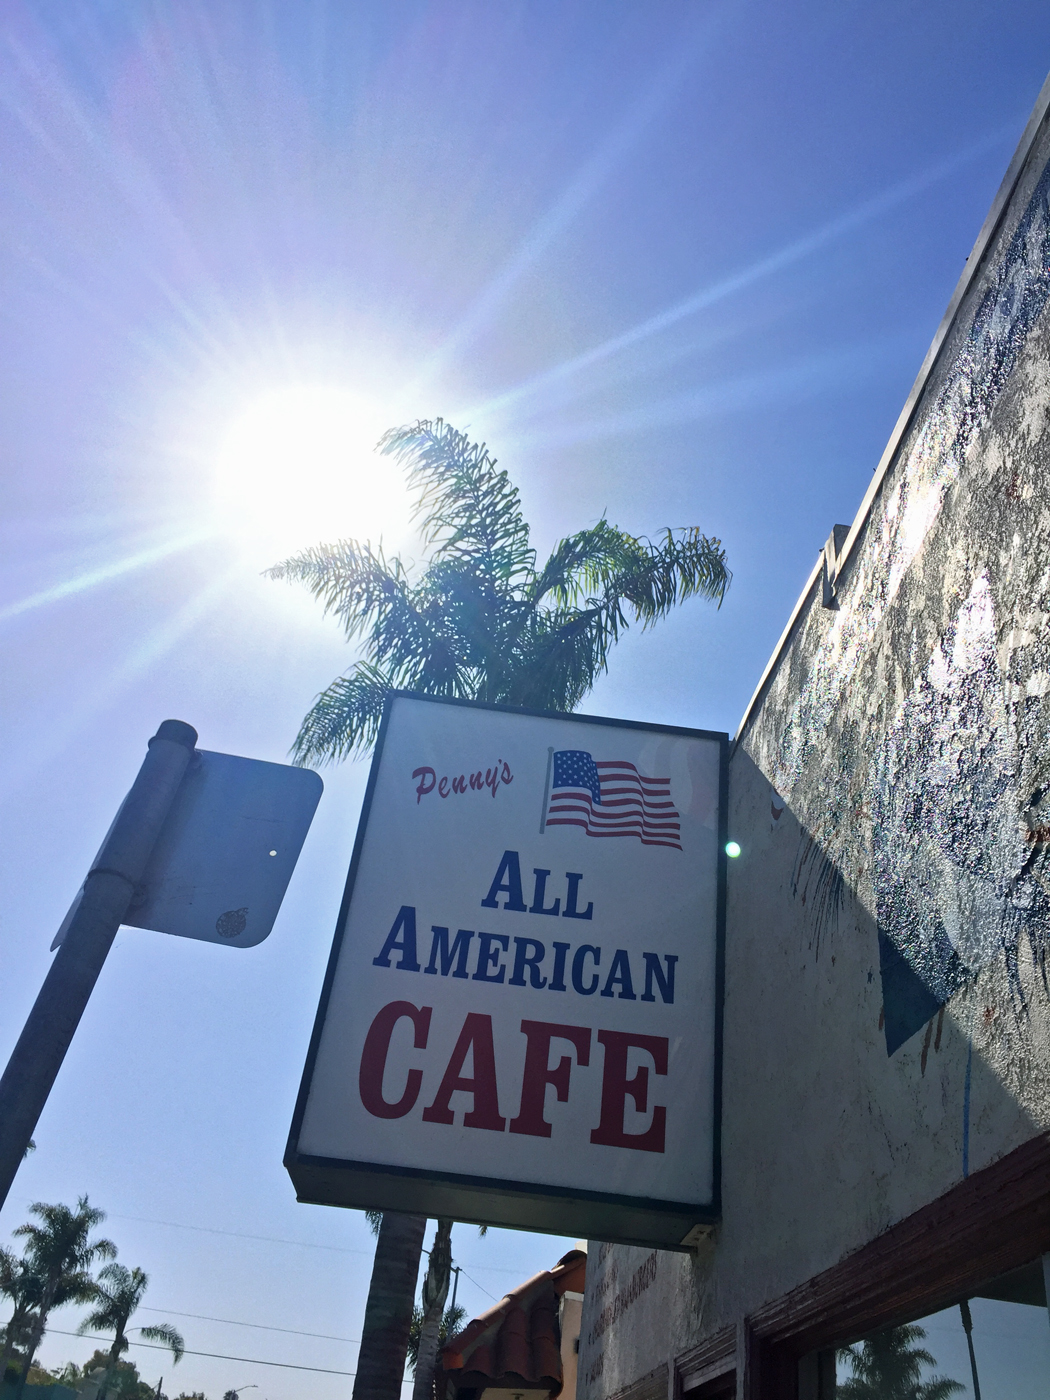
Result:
[0, 1308, 27, 1387]
[412, 1221, 452, 1400]
[351, 1212, 427, 1400]
[97, 1333, 124, 1400]
[412, 1309, 443, 1400]
[13, 1304, 49, 1400]
[0, 1313, 22, 1388]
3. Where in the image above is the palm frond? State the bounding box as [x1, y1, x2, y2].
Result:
[379, 420, 535, 588]
[499, 606, 608, 712]
[529, 520, 646, 609]
[0, 1250, 42, 1318]
[407, 559, 517, 689]
[406, 1302, 467, 1372]
[138, 1325, 184, 1364]
[838, 1324, 964, 1400]
[616, 527, 730, 622]
[291, 662, 395, 765]
[918, 1381, 967, 1400]
[520, 526, 728, 698]
[270, 539, 473, 701]
[76, 1310, 110, 1337]
[15, 1198, 116, 1277]
[53, 1270, 101, 1308]
[362, 583, 475, 698]
[272, 419, 730, 758]
[265, 541, 412, 644]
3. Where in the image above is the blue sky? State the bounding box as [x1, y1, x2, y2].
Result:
[2, 3, 1050, 1397]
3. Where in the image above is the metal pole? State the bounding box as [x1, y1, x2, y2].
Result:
[450, 1266, 460, 1312]
[0, 719, 197, 1210]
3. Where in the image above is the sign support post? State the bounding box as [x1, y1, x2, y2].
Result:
[0, 719, 198, 1208]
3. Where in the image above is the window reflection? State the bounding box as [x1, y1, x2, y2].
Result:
[807, 1257, 1050, 1400]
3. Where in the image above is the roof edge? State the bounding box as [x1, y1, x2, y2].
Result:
[440, 1269, 554, 1369]
[440, 1250, 587, 1373]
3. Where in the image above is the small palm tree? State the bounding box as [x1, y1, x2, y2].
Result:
[839, 1323, 964, 1400]
[78, 1263, 184, 1400]
[0, 1247, 42, 1384]
[411, 1219, 453, 1400]
[407, 1300, 466, 1374]
[267, 418, 729, 764]
[12, 1196, 116, 1400]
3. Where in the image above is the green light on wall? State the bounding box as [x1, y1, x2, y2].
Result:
[725, 841, 741, 858]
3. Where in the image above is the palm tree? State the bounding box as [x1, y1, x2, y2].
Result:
[411, 1219, 453, 1400]
[78, 1264, 184, 1400]
[0, 1247, 41, 1385]
[839, 1323, 964, 1400]
[270, 418, 730, 1400]
[365, 1209, 478, 1399]
[407, 1301, 466, 1374]
[12, 1196, 116, 1400]
[266, 418, 729, 763]
[352, 1212, 429, 1400]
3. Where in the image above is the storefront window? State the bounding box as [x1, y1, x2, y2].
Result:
[833, 1263, 1050, 1400]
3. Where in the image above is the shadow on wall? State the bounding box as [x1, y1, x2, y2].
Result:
[722, 756, 1050, 1310]
[731, 732, 1048, 1202]
[769, 563, 1050, 1060]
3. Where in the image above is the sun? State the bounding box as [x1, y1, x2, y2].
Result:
[212, 384, 411, 561]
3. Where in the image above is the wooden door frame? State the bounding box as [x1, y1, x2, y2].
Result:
[674, 1325, 736, 1398]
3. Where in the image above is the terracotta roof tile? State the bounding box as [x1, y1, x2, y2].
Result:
[437, 1249, 586, 1399]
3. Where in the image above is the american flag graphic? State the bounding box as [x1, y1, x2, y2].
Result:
[542, 749, 682, 850]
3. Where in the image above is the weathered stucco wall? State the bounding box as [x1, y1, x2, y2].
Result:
[579, 80, 1050, 1400]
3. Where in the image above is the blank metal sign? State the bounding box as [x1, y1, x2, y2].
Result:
[125, 750, 323, 948]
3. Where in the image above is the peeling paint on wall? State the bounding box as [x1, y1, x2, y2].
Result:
[873, 569, 1050, 1051]
[752, 138, 1050, 1054]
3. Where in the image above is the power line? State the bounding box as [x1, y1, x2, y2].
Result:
[47, 1330, 355, 1378]
[101, 1250, 497, 1319]
[441, 1258, 527, 1278]
[136, 1285, 498, 1339]
[455, 1268, 499, 1303]
[136, 1307, 359, 1345]
[106, 1214, 373, 1258]
[134, 1278, 499, 1337]
[13, 1200, 550, 1278]
[109, 1211, 536, 1276]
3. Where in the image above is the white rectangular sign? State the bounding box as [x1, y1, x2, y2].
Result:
[286, 694, 725, 1248]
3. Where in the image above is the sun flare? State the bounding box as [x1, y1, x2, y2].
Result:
[212, 384, 411, 561]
